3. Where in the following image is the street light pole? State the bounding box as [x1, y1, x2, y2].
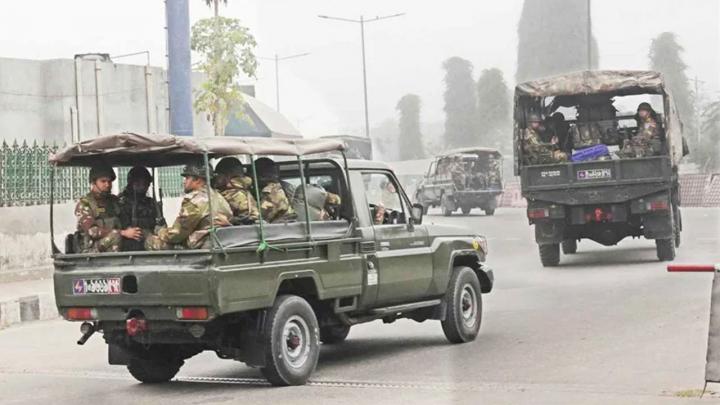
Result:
[318, 13, 405, 138]
[587, 0, 593, 70]
[261, 52, 310, 113]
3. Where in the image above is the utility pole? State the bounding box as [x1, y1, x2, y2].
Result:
[261, 52, 310, 112]
[587, 0, 593, 70]
[318, 13, 405, 138]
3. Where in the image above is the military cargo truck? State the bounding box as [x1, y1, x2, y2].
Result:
[514, 70, 689, 266]
[50, 133, 494, 386]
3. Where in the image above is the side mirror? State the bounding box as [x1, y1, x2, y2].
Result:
[411, 203, 424, 224]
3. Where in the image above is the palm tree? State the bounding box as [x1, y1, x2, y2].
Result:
[204, 0, 227, 17]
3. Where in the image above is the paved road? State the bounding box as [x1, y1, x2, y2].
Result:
[1, 208, 719, 404]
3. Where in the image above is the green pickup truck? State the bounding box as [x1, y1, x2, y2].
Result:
[50, 133, 494, 386]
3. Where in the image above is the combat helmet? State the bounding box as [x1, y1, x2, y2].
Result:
[127, 166, 153, 183]
[527, 113, 542, 123]
[88, 163, 116, 183]
[214, 157, 244, 177]
[637, 102, 653, 112]
[181, 161, 211, 180]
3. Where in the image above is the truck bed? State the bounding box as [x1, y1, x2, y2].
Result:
[520, 156, 673, 205]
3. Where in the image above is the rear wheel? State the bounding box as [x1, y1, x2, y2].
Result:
[127, 356, 182, 384]
[561, 239, 577, 254]
[320, 325, 350, 344]
[484, 208, 495, 216]
[656, 238, 675, 261]
[539, 243, 560, 267]
[260, 295, 320, 386]
[461, 205, 472, 215]
[674, 208, 682, 248]
[441, 266, 482, 343]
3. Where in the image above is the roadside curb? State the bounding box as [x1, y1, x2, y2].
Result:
[0, 293, 58, 330]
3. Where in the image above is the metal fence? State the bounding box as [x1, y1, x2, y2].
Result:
[0, 140, 184, 207]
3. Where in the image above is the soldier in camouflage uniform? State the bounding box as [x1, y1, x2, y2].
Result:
[145, 162, 232, 250]
[118, 166, 162, 251]
[214, 157, 259, 225]
[448, 156, 467, 190]
[253, 157, 296, 223]
[523, 113, 568, 165]
[618, 102, 662, 159]
[75, 164, 143, 253]
[292, 184, 342, 221]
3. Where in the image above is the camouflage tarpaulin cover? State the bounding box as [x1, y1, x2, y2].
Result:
[706, 269, 720, 382]
[49, 132, 346, 167]
[515, 70, 665, 97]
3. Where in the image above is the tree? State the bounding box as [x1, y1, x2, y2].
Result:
[395, 94, 425, 160]
[443, 57, 477, 149]
[476, 68, 511, 152]
[204, 0, 227, 17]
[191, 17, 257, 136]
[698, 100, 720, 172]
[516, 0, 599, 83]
[649, 32, 697, 157]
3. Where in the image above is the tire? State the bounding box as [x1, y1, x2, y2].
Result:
[441, 195, 455, 217]
[484, 208, 495, 216]
[461, 206, 472, 215]
[561, 239, 577, 254]
[441, 267, 482, 344]
[127, 356, 182, 384]
[260, 295, 320, 386]
[539, 243, 560, 267]
[656, 238, 676, 261]
[320, 325, 350, 344]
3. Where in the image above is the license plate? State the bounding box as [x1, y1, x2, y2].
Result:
[73, 278, 121, 295]
[577, 168, 612, 180]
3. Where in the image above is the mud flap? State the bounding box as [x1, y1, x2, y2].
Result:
[108, 343, 131, 365]
[643, 213, 673, 240]
[534, 220, 565, 244]
[706, 271, 720, 383]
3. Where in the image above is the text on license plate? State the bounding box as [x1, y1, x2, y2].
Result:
[577, 168, 612, 180]
[73, 278, 121, 295]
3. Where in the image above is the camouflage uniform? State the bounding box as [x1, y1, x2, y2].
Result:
[75, 191, 122, 253]
[259, 181, 296, 223]
[449, 158, 467, 190]
[220, 175, 259, 225]
[118, 187, 159, 250]
[618, 116, 661, 158]
[145, 188, 232, 250]
[292, 185, 341, 221]
[523, 127, 568, 165]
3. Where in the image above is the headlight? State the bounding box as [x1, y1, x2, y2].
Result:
[472, 236, 488, 255]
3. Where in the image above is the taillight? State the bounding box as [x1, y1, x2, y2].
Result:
[126, 317, 148, 336]
[177, 307, 209, 321]
[528, 208, 549, 219]
[66, 307, 97, 321]
[647, 200, 669, 211]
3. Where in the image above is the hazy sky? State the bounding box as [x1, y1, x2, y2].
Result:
[1, 0, 718, 137]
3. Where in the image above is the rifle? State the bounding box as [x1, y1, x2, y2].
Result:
[155, 187, 167, 227]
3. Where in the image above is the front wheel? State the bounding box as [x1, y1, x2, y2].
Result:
[484, 208, 495, 216]
[127, 356, 182, 384]
[261, 295, 320, 386]
[656, 238, 676, 261]
[539, 243, 560, 267]
[461, 205, 472, 215]
[441, 267, 482, 343]
[441, 195, 455, 217]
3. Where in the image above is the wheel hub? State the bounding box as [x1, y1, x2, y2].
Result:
[282, 315, 311, 369]
[460, 284, 477, 328]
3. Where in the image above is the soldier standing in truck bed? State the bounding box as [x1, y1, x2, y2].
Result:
[618, 102, 662, 158]
[75, 164, 143, 253]
[118, 166, 160, 251]
[523, 113, 568, 165]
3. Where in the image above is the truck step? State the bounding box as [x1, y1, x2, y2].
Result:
[370, 299, 442, 316]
